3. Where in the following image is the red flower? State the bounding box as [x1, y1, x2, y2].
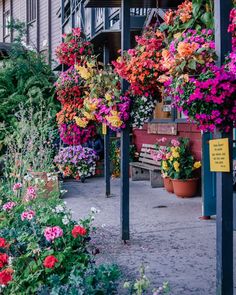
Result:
[0, 238, 7, 248]
[0, 268, 13, 285]
[72, 225, 87, 238]
[43, 255, 58, 268]
[0, 253, 8, 268]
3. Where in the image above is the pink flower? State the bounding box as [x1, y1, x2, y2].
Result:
[24, 186, 37, 202]
[2, 202, 16, 212]
[13, 183, 22, 192]
[21, 210, 36, 221]
[171, 139, 180, 147]
[44, 226, 63, 242]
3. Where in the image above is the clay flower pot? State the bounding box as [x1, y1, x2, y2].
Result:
[163, 177, 174, 193]
[172, 178, 198, 198]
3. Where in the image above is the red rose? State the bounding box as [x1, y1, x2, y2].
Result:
[43, 255, 58, 268]
[0, 253, 8, 268]
[0, 268, 13, 285]
[72, 225, 87, 238]
[0, 238, 6, 248]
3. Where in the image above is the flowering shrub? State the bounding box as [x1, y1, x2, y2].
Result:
[55, 28, 93, 66]
[54, 145, 97, 180]
[170, 68, 236, 132]
[59, 123, 96, 145]
[0, 182, 120, 294]
[152, 138, 201, 179]
[113, 28, 167, 96]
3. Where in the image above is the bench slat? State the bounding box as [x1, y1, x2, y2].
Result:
[139, 158, 161, 166]
[130, 162, 160, 171]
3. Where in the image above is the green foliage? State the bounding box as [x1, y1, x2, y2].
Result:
[0, 24, 59, 151]
[124, 266, 170, 295]
[110, 140, 138, 177]
[0, 182, 120, 294]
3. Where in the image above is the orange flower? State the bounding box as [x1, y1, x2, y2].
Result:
[177, 42, 198, 57]
[164, 10, 174, 25]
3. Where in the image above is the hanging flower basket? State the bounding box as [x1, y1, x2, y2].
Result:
[170, 67, 236, 133]
[54, 145, 97, 180]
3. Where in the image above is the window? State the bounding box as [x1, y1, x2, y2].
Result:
[27, 0, 36, 23]
[3, 10, 10, 37]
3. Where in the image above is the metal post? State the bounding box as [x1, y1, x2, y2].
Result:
[61, 0, 65, 36]
[120, 0, 130, 241]
[201, 132, 216, 218]
[103, 45, 111, 197]
[214, 0, 233, 294]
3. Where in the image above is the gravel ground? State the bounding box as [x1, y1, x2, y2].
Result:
[63, 177, 236, 295]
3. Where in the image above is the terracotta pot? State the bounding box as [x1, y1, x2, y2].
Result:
[163, 177, 174, 193]
[172, 178, 198, 198]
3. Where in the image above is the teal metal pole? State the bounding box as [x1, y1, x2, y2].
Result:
[120, 0, 130, 241]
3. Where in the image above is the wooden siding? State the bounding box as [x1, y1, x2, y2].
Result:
[0, 0, 61, 67]
[51, 1, 61, 66]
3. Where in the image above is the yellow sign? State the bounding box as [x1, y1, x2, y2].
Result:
[209, 138, 230, 172]
[102, 123, 107, 135]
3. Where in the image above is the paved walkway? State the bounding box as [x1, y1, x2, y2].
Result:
[63, 178, 236, 295]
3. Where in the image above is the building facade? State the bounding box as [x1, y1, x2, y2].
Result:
[0, 0, 61, 65]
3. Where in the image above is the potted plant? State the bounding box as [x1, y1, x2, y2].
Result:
[152, 137, 174, 193]
[166, 138, 201, 198]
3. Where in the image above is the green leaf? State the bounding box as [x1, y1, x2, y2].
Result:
[188, 59, 197, 70]
[192, 0, 202, 18]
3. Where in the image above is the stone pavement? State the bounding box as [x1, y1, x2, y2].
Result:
[63, 177, 236, 295]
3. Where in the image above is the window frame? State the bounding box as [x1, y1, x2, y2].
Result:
[3, 10, 11, 39]
[27, 0, 37, 24]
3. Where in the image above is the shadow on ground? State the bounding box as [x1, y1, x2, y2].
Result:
[63, 177, 236, 295]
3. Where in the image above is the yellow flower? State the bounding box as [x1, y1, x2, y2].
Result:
[173, 161, 180, 172]
[162, 161, 169, 171]
[105, 93, 112, 101]
[74, 116, 88, 128]
[174, 32, 182, 39]
[172, 151, 180, 158]
[83, 111, 94, 120]
[84, 98, 99, 112]
[106, 111, 122, 128]
[75, 65, 92, 80]
[193, 161, 201, 169]
[169, 156, 174, 162]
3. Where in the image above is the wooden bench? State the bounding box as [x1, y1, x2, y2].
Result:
[130, 144, 164, 188]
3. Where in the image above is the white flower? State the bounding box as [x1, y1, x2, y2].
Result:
[8, 256, 14, 266]
[101, 224, 106, 228]
[55, 205, 64, 213]
[91, 207, 100, 214]
[24, 174, 32, 181]
[62, 215, 70, 225]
